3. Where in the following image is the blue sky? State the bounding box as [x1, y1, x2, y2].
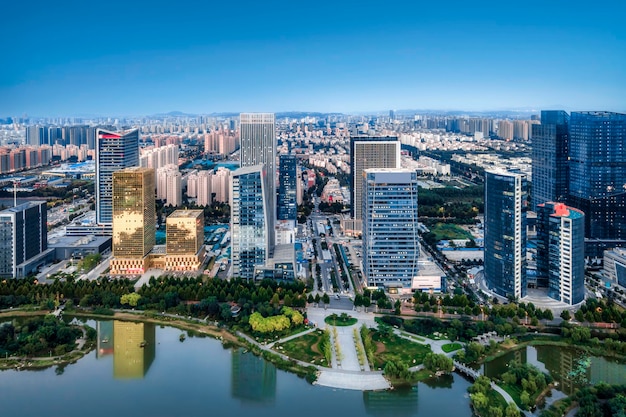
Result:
[1, 0, 624, 116]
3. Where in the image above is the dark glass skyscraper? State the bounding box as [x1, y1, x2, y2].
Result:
[277, 154, 297, 222]
[0, 201, 48, 278]
[484, 169, 528, 299]
[96, 128, 140, 226]
[568, 111, 626, 256]
[531, 110, 569, 211]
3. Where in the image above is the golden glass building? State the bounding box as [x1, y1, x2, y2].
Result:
[165, 209, 205, 271]
[110, 167, 156, 275]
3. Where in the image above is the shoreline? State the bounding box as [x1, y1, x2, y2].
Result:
[0, 309, 318, 380]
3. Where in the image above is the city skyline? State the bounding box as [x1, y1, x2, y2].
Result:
[1, 0, 624, 116]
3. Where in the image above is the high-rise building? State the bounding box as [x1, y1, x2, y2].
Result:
[531, 110, 570, 211]
[362, 169, 419, 290]
[497, 120, 514, 140]
[212, 167, 231, 203]
[568, 111, 626, 257]
[109, 167, 155, 275]
[165, 209, 204, 271]
[96, 129, 140, 226]
[484, 169, 528, 299]
[239, 113, 276, 248]
[230, 165, 269, 281]
[196, 170, 213, 206]
[277, 154, 297, 222]
[156, 164, 182, 207]
[536, 202, 585, 305]
[0, 201, 50, 278]
[347, 136, 400, 236]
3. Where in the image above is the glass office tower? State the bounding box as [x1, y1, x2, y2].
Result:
[531, 110, 569, 211]
[239, 113, 276, 250]
[568, 111, 626, 256]
[484, 169, 528, 299]
[110, 167, 156, 275]
[277, 154, 297, 222]
[362, 168, 419, 290]
[0, 201, 47, 278]
[230, 165, 269, 281]
[96, 128, 140, 226]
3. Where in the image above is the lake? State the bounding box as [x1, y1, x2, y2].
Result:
[482, 344, 626, 395]
[0, 319, 474, 417]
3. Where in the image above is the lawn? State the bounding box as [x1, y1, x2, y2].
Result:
[442, 343, 463, 353]
[370, 331, 431, 370]
[274, 329, 329, 367]
[486, 388, 509, 410]
[498, 382, 543, 410]
[429, 222, 474, 241]
[324, 313, 358, 326]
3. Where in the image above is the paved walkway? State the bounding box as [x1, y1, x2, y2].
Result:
[306, 307, 390, 390]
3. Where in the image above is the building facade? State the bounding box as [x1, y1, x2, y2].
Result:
[531, 110, 569, 211]
[362, 169, 419, 290]
[536, 202, 585, 305]
[568, 111, 626, 257]
[110, 167, 156, 275]
[603, 248, 626, 288]
[165, 209, 205, 271]
[347, 136, 400, 236]
[230, 165, 269, 281]
[0, 201, 50, 278]
[239, 113, 276, 248]
[96, 129, 140, 226]
[484, 169, 528, 299]
[277, 154, 297, 222]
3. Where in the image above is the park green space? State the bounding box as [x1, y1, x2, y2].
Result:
[370, 331, 431, 369]
[324, 313, 357, 326]
[274, 329, 328, 367]
[428, 222, 473, 241]
[441, 342, 463, 353]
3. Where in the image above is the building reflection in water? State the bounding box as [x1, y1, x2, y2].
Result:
[96, 321, 114, 358]
[112, 321, 156, 379]
[363, 385, 418, 417]
[231, 348, 276, 405]
[485, 345, 626, 397]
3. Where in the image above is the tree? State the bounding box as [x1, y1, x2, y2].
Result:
[520, 391, 530, 409]
[270, 293, 280, 308]
[560, 310, 571, 321]
[575, 309, 585, 322]
[322, 293, 330, 305]
[504, 403, 520, 417]
[470, 392, 489, 413]
[487, 406, 503, 417]
[120, 293, 141, 307]
[423, 353, 453, 373]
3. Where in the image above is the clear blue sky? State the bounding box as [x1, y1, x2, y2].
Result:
[1, 0, 624, 117]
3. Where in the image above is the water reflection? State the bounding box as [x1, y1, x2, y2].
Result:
[363, 385, 418, 417]
[483, 345, 626, 395]
[109, 321, 155, 379]
[96, 321, 114, 358]
[231, 348, 276, 405]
